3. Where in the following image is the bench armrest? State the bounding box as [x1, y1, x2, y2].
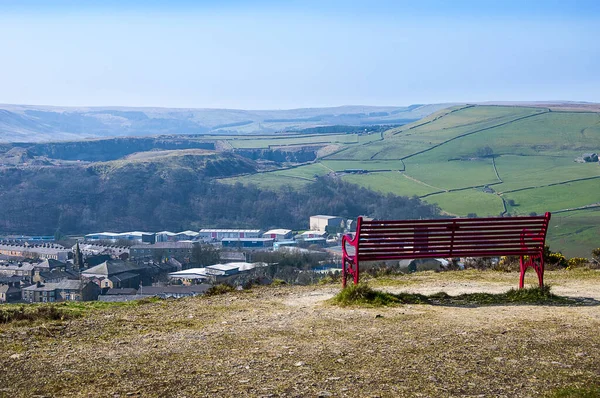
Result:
[341, 233, 358, 259]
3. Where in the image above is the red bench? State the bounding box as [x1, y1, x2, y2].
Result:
[341, 213, 551, 288]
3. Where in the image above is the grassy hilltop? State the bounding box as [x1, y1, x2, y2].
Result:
[219, 104, 600, 257]
[1, 269, 600, 397]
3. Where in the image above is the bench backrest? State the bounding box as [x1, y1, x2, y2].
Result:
[355, 213, 551, 261]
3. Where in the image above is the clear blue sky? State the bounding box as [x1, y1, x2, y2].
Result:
[1, 0, 599, 109]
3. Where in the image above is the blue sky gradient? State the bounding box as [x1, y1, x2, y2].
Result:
[0, 1, 598, 108]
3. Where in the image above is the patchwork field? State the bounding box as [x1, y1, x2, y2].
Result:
[2, 270, 599, 397]
[217, 104, 600, 256]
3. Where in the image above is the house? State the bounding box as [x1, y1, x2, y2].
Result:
[0, 284, 22, 302]
[33, 268, 79, 283]
[22, 280, 101, 302]
[309, 215, 344, 232]
[0, 262, 35, 280]
[199, 229, 262, 241]
[33, 258, 67, 271]
[81, 260, 150, 289]
[0, 243, 70, 261]
[221, 238, 274, 250]
[130, 242, 195, 260]
[262, 229, 293, 241]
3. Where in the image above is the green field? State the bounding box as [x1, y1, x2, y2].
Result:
[341, 172, 442, 197]
[422, 189, 506, 217]
[546, 208, 600, 258]
[494, 155, 600, 192]
[220, 105, 600, 256]
[403, 159, 500, 190]
[503, 179, 600, 214]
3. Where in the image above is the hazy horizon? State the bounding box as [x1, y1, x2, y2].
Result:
[1, 0, 599, 109]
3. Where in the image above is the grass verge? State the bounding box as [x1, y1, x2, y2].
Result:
[331, 284, 576, 307]
[0, 297, 160, 325]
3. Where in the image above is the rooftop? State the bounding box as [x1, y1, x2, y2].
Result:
[200, 229, 261, 233]
[263, 229, 292, 235]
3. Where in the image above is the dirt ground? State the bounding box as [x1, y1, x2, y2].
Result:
[1, 269, 600, 397]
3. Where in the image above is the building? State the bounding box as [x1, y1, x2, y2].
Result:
[262, 229, 293, 241]
[0, 262, 35, 280]
[175, 231, 200, 241]
[297, 230, 328, 239]
[81, 260, 150, 289]
[74, 243, 130, 258]
[155, 231, 177, 242]
[168, 268, 209, 283]
[221, 238, 274, 250]
[205, 263, 240, 277]
[130, 242, 195, 260]
[0, 284, 22, 303]
[22, 280, 101, 303]
[199, 229, 262, 241]
[309, 215, 344, 232]
[274, 240, 298, 249]
[33, 269, 79, 284]
[84, 231, 155, 244]
[0, 243, 70, 261]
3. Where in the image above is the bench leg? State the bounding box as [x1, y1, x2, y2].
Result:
[519, 254, 544, 289]
[342, 258, 359, 288]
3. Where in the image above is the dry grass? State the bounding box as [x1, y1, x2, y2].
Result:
[1, 270, 600, 397]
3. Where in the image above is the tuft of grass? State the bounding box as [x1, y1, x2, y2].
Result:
[548, 385, 600, 398]
[330, 284, 429, 307]
[331, 284, 576, 307]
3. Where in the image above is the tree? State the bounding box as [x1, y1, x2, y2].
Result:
[192, 244, 221, 266]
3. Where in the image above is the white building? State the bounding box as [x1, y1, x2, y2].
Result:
[309, 215, 344, 232]
[262, 229, 293, 241]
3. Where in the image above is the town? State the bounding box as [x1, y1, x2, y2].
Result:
[0, 215, 350, 304]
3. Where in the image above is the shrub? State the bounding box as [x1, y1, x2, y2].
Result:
[205, 284, 236, 296]
[567, 257, 589, 270]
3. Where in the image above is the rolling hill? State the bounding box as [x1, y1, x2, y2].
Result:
[0, 103, 452, 142]
[219, 104, 600, 257]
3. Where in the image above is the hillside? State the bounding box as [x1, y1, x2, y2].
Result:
[0, 104, 452, 142]
[219, 104, 600, 257]
[2, 270, 600, 397]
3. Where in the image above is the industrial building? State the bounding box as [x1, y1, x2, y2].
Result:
[221, 238, 274, 250]
[309, 215, 344, 232]
[199, 229, 262, 241]
[262, 229, 293, 241]
[84, 231, 155, 244]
